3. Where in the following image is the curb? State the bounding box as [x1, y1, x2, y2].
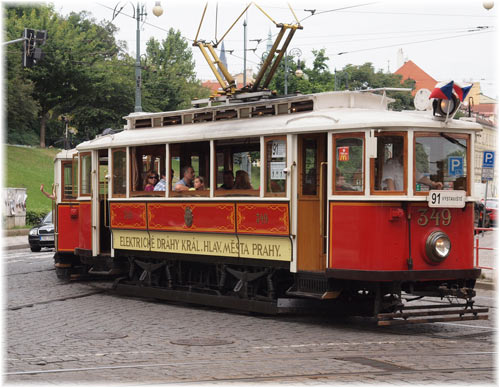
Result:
[476, 281, 495, 291]
[5, 229, 30, 237]
[5, 244, 30, 251]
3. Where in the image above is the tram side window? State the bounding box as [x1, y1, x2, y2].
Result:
[112, 148, 126, 197]
[170, 141, 210, 196]
[130, 145, 166, 196]
[333, 134, 364, 194]
[215, 138, 260, 197]
[80, 153, 91, 196]
[372, 134, 406, 193]
[265, 137, 286, 197]
[62, 160, 77, 200]
[414, 133, 468, 193]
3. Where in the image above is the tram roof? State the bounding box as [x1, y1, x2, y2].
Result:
[76, 91, 482, 151]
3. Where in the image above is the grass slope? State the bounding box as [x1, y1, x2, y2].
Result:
[6, 145, 60, 213]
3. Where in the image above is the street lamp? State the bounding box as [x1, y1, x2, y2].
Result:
[483, 1, 494, 10]
[113, 1, 163, 112]
[284, 48, 302, 95]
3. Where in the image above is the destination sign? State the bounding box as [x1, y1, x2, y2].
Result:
[113, 230, 292, 261]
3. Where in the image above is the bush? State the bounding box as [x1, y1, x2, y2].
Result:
[26, 210, 48, 226]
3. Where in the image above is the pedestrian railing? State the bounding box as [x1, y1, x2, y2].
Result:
[474, 227, 496, 270]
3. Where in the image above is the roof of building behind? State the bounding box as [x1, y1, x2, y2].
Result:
[394, 60, 437, 96]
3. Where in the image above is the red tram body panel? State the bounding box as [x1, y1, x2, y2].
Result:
[329, 202, 474, 273]
[56, 204, 80, 252]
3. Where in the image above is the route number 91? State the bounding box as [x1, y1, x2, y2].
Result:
[417, 208, 452, 226]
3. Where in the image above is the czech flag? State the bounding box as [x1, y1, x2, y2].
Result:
[453, 82, 473, 102]
[429, 80, 454, 100]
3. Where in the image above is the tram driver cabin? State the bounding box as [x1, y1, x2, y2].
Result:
[53, 90, 486, 323]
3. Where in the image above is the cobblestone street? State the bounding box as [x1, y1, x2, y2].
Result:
[4, 247, 496, 385]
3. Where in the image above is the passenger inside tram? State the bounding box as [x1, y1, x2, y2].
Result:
[174, 166, 195, 191]
[382, 153, 404, 191]
[219, 170, 234, 190]
[234, 170, 253, 190]
[193, 176, 205, 191]
[143, 171, 159, 192]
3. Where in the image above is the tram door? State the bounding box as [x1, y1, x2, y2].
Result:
[297, 133, 327, 271]
[98, 150, 111, 254]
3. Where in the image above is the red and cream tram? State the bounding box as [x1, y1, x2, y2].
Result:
[52, 90, 488, 325]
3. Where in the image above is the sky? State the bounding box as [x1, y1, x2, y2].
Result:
[23, 0, 500, 98]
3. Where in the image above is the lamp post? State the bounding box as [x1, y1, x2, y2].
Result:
[284, 48, 302, 95]
[113, 2, 163, 113]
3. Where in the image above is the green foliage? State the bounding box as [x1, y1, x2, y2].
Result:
[26, 209, 48, 226]
[262, 51, 415, 110]
[142, 29, 210, 112]
[6, 145, 59, 213]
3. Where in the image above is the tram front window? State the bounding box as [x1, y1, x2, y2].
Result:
[215, 138, 260, 196]
[415, 133, 468, 193]
[372, 134, 406, 194]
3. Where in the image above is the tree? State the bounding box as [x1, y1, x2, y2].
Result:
[5, 5, 129, 147]
[259, 49, 415, 110]
[142, 29, 210, 112]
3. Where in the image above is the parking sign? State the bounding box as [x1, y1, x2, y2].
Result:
[448, 156, 464, 176]
[483, 151, 495, 168]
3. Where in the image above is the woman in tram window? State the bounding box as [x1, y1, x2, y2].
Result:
[234, 170, 253, 189]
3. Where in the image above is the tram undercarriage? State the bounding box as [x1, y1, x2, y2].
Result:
[54, 252, 488, 325]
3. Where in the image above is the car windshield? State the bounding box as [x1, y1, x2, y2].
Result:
[486, 200, 498, 209]
[43, 211, 53, 223]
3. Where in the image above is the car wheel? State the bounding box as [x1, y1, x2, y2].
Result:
[30, 245, 41, 252]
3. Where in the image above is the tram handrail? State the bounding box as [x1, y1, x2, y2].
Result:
[474, 227, 496, 270]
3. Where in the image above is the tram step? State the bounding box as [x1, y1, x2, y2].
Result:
[286, 290, 341, 300]
[88, 267, 125, 276]
[377, 305, 489, 326]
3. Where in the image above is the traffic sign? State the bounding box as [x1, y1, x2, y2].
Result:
[482, 151, 495, 168]
[482, 167, 494, 181]
[448, 156, 464, 176]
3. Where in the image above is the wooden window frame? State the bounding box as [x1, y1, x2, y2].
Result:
[332, 132, 365, 196]
[413, 132, 470, 196]
[111, 148, 127, 198]
[79, 152, 92, 197]
[61, 160, 77, 201]
[213, 139, 261, 198]
[370, 131, 408, 196]
[264, 135, 287, 198]
[298, 133, 325, 200]
[168, 142, 211, 198]
[128, 144, 166, 197]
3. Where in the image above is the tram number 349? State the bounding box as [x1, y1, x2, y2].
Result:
[417, 208, 451, 226]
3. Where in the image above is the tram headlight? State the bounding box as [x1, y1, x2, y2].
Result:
[432, 94, 459, 118]
[425, 231, 451, 264]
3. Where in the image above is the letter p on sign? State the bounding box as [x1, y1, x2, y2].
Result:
[483, 151, 495, 168]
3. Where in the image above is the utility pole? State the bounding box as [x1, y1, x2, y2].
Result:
[113, 2, 163, 113]
[243, 13, 247, 86]
[135, 2, 145, 112]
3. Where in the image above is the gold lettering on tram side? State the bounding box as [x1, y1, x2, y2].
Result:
[416, 208, 452, 227]
[112, 230, 291, 261]
[256, 213, 269, 224]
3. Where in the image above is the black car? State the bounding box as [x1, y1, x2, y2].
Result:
[28, 211, 55, 252]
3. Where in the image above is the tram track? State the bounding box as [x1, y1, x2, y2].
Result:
[7, 289, 105, 311]
[6, 353, 494, 378]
